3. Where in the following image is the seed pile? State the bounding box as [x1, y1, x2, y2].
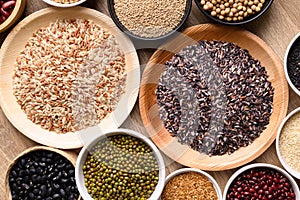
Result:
[200, 0, 265, 22]
[51, 0, 80, 4]
[83, 135, 159, 199]
[161, 172, 218, 200]
[113, 0, 187, 38]
[279, 112, 300, 173]
[287, 38, 300, 91]
[9, 150, 79, 200]
[156, 40, 274, 156]
[226, 167, 296, 199]
[13, 19, 126, 134]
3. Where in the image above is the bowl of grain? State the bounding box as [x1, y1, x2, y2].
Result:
[276, 107, 300, 179]
[42, 0, 86, 7]
[284, 32, 300, 97]
[107, 0, 192, 42]
[0, 0, 26, 33]
[223, 163, 300, 200]
[160, 168, 222, 199]
[75, 128, 166, 200]
[194, 0, 274, 25]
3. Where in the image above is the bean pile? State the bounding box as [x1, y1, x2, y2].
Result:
[156, 40, 274, 156]
[83, 135, 159, 199]
[287, 38, 300, 91]
[226, 167, 296, 199]
[200, 0, 265, 22]
[161, 172, 218, 200]
[0, 0, 16, 24]
[9, 150, 79, 200]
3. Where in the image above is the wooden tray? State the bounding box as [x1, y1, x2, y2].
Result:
[139, 24, 289, 171]
[0, 7, 140, 149]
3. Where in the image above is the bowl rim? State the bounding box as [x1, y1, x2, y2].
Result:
[222, 163, 300, 200]
[75, 128, 166, 200]
[162, 168, 222, 199]
[41, 0, 87, 8]
[194, 0, 274, 25]
[0, 0, 26, 32]
[284, 32, 300, 97]
[107, 0, 192, 41]
[276, 107, 300, 179]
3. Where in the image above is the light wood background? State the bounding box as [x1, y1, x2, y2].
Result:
[0, 0, 299, 199]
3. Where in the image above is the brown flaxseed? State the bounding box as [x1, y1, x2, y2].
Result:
[161, 172, 218, 200]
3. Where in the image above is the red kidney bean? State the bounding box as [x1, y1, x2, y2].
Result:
[226, 167, 296, 200]
[2, 0, 15, 10]
[0, 7, 9, 17]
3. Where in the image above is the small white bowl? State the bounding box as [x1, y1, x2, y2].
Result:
[161, 168, 222, 200]
[223, 163, 300, 200]
[42, 0, 86, 7]
[75, 128, 166, 200]
[276, 107, 300, 179]
[284, 32, 300, 97]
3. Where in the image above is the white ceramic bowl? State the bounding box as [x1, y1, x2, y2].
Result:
[284, 32, 300, 97]
[223, 163, 300, 200]
[161, 168, 222, 200]
[75, 128, 166, 200]
[42, 0, 86, 7]
[276, 107, 300, 179]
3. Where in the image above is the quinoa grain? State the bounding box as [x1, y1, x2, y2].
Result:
[113, 0, 187, 38]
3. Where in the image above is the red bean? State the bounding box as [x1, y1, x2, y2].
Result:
[0, 7, 9, 17]
[2, 0, 15, 10]
[226, 168, 296, 200]
[0, 14, 6, 23]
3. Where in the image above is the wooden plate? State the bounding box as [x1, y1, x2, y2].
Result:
[139, 24, 289, 171]
[5, 146, 80, 199]
[0, 7, 140, 149]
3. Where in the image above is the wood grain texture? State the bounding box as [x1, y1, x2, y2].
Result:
[0, 0, 299, 199]
[0, 7, 140, 149]
[139, 24, 289, 171]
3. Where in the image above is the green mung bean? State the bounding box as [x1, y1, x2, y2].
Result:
[83, 135, 159, 200]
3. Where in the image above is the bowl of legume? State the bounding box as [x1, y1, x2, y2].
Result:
[5, 146, 80, 199]
[160, 168, 222, 200]
[284, 32, 300, 97]
[195, 0, 274, 25]
[223, 163, 300, 200]
[42, 0, 86, 7]
[0, 0, 26, 33]
[276, 107, 300, 180]
[75, 128, 166, 200]
[107, 0, 192, 42]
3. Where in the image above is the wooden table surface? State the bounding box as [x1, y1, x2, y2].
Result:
[0, 0, 299, 199]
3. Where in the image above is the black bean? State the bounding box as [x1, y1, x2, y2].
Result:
[29, 192, 34, 199]
[40, 185, 47, 196]
[53, 193, 60, 199]
[59, 188, 66, 197]
[33, 188, 39, 194]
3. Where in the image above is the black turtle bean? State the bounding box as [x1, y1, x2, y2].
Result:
[9, 150, 79, 200]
